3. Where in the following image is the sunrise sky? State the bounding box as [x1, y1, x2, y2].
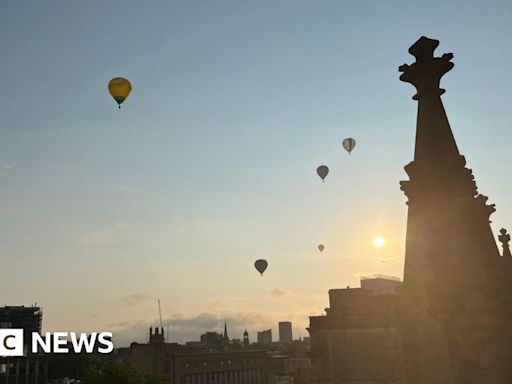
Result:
[1, 0, 511, 346]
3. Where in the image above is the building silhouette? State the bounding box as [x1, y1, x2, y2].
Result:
[257, 330, 272, 345]
[172, 350, 268, 384]
[308, 276, 403, 382]
[360, 274, 402, 295]
[149, 326, 165, 344]
[200, 332, 225, 348]
[129, 326, 270, 384]
[0, 305, 48, 384]
[123, 325, 314, 384]
[278, 322, 292, 344]
[0, 305, 42, 347]
[308, 36, 512, 384]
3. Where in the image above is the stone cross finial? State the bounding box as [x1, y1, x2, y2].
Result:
[498, 228, 512, 257]
[399, 36, 454, 100]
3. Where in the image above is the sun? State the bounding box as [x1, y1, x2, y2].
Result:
[372, 236, 386, 247]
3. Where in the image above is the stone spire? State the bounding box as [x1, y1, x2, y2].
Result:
[399, 36, 478, 202]
[399, 36, 460, 166]
[499, 228, 511, 257]
[399, 36, 499, 293]
[397, 37, 512, 384]
[224, 322, 229, 341]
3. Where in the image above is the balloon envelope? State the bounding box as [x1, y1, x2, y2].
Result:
[342, 138, 356, 154]
[254, 259, 268, 276]
[318, 244, 324, 252]
[108, 77, 132, 108]
[317, 165, 329, 181]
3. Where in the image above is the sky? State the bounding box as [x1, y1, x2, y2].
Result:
[1, 0, 511, 346]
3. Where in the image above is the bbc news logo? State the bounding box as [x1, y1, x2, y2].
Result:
[0, 329, 23, 357]
[0, 330, 114, 357]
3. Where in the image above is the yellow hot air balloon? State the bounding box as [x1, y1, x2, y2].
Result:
[108, 77, 132, 108]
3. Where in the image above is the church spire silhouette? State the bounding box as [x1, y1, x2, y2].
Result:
[396, 36, 512, 384]
[399, 36, 499, 288]
[223, 322, 229, 341]
[308, 36, 512, 384]
[399, 36, 460, 166]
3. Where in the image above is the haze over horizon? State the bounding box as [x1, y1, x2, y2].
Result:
[1, 0, 511, 346]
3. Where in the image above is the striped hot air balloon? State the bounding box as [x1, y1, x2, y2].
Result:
[342, 138, 356, 155]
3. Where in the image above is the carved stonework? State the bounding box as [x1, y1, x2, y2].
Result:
[399, 36, 454, 100]
[399, 37, 494, 225]
[499, 228, 512, 257]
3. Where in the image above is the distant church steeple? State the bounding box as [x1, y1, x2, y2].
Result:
[243, 328, 249, 347]
[223, 322, 229, 341]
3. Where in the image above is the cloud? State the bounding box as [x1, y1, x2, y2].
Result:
[79, 223, 134, 248]
[0, 161, 21, 170]
[270, 288, 286, 297]
[122, 294, 153, 307]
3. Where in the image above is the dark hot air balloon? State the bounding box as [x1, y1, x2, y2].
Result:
[318, 244, 324, 252]
[254, 259, 268, 276]
[317, 165, 329, 182]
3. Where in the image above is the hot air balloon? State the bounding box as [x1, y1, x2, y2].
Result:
[318, 244, 324, 252]
[254, 259, 268, 276]
[108, 77, 132, 108]
[342, 138, 356, 155]
[317, 165, 329, 182]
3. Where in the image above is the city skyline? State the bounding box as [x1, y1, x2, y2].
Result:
[1, 0, 512, 348]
